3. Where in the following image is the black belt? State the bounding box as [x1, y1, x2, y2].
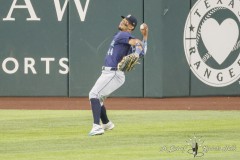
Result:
[102, 66, 118, 71]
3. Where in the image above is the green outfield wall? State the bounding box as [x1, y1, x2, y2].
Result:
[0, 0, 239, 97]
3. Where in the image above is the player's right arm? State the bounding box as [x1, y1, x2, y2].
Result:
[128, 39, 147, 56]
[140, 23, 148, 54]
[128, 39, 142, 46]
[128, 23, 148, 56]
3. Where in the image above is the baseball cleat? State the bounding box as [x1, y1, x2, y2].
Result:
[89, 124, 104, 136]
[102, 121, 115, 131]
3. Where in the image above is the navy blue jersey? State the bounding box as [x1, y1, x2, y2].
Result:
[104, 31, 135, 67]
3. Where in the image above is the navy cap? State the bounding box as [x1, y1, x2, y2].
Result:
[121, 15, 138, 29]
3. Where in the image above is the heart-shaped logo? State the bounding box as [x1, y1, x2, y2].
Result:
[201, 18, 239, 65]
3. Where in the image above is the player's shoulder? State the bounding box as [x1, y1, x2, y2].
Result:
[116, 31, 134, 38]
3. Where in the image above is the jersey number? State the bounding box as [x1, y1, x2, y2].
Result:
[107, 47, 113, 55]
[107, 40, 115, 55]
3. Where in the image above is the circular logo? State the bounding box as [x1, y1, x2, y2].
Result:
[184, 0, 240, 87]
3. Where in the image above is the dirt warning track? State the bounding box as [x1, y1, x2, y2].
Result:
[0, 97, 239, 110]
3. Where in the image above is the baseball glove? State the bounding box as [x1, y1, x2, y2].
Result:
[117, 53, 140, 72]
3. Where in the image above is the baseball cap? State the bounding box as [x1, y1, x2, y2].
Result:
[121, 14, 138, 29]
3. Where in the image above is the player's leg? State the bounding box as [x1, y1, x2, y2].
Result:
[88, 70, 124, 135]
[100, 105, 109, 124]
[97, 71, 124, 130]
[88, 98, 103, 136]
[89, 70, 125, 124]
[100, 105, 115, 130]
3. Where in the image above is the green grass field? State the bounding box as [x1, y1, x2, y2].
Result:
[0, 110, 239, 160]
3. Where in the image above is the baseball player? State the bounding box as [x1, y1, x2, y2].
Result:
[89, 14, 148, 136]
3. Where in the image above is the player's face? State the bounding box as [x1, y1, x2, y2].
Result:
[118, 18, 133, 31]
